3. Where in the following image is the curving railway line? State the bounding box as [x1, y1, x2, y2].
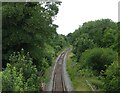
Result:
[52, 51, 68, 92]
[46, 48, 73, 92]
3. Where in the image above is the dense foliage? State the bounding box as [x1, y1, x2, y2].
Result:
[2, 2, 69, 91]
[72, 33, 96, 62]
[102, 61, 120, 91]
[67, 19, 118, 50]
[2, 49, 40, 91]
[80, 48, 117, 74]
[2, 2, 62, 70]
[67, 19, 119, 91]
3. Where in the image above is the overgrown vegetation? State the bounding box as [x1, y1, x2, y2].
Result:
[80, 48, 117, 75]
[2, 49, 40, 91]
[67, 19, 119, 91]
[2, 2, 119, 92]
[2, 2, 69, 91]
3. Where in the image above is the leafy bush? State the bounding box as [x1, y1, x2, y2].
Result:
[103, 61, 120, 91]
[102, 29, 118, 48]
[2, 64, 24, 91]
[44, 43, 55, 66]
[73, 33, 96, 62]
[2, 49, 40, 91]
[80, 48, 117, 74]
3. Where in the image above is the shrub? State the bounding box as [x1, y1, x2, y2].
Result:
[2, 49, 40, 91]
[80, 48, 117, 75]
[103, 61, 120, 91]
[2, 64, 24, 91]
[73, 34, 96, 62]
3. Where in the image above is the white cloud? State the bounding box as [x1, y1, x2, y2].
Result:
[53, 0, 119, 35]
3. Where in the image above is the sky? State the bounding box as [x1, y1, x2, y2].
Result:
[53, 0, 120, 35]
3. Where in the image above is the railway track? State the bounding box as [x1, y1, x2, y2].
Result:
[52, 51, 67, 92]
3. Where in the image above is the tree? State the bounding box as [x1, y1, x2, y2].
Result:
[2, 2, 61, 71]
[102, 28, 118, 50]
[73, 33, 96, 62]
[69, 19, 117, 47]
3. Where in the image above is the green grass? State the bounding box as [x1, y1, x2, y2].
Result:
[73, 77, 91, 91]
[66, 52, 103, 91]
[88, 77, 104, 91]
[66, 52, 91, 91]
